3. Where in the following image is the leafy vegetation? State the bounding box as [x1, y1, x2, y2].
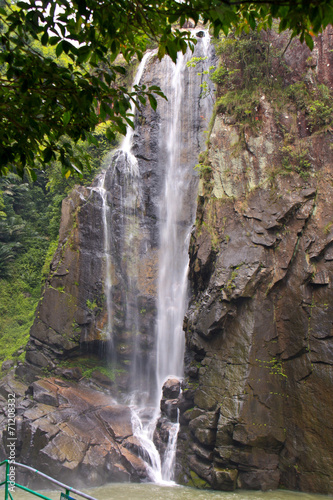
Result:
[0, 0, 332, 178]
[279, 144, 312, 178]
[58, 355, 125, 382]
[287, 82, 333, 132]
[209, 28, 332, 148]
[0, 125, 115, 370]
[213, 29, 285, 125]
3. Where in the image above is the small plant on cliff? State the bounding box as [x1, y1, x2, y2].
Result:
[279, 144, 312, 178]
[287, 82, 333, 133]
[186, 56, 216, 99]
[194, 163, 212, 175]
[308, 100, 333, 132]
[86, 299, 98, 311]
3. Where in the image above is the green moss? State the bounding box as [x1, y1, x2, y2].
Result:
[59, 355, 126, 382]
[279, 143, 312, 178]
[188, 470, 211, 489]
[0, 279, 37, 367]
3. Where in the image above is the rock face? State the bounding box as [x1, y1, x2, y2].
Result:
[154, 378, 181, 463]
[177, 27, 333, 494]
[21, 186, 105, 383]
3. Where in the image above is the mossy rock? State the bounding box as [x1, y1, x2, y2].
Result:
[188, 470, 211, 489]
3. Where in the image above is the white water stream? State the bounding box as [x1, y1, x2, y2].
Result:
[96, 31, 213, 484]
[93, 52, 154, 344]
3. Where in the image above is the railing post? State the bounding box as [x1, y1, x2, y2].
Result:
[4, 460, 9, 500]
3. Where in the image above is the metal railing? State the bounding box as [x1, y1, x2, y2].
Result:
[0, 460, 98, 500]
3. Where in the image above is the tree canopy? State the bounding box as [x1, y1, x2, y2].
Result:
[0, 0, 332, 179]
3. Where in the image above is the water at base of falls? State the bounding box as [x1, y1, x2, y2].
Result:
[14, 483, 330, 500]
[95, 30, 214, 484]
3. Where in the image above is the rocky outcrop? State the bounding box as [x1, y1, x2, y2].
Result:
[21, 185, 106, 382]
[0, 373, 149, 487]
[154, 378, 181, 462]
[177, 27, 333, 494]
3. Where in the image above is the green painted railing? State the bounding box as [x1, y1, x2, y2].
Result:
[0, 460, 97, 500]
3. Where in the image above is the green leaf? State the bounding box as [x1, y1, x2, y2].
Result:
[105, 128, 115, 142]
[114, 65, 126, 75]
[304, 32, 314, 50]
[43, 147, 53, 163]
[166, 40, 178, 63]
[148, 94, 157, 111]
[125, 116, 134, 129]
[158, 44, 166, 60]
[248, 13, 256, 30]
[49, 36, 60, 45]
[63, 111, 71, 126]
[55, 41, 63, 57]
[86, 132, 99, 146]
[41, 31, 49, 46]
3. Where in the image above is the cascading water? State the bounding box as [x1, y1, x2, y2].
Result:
[151, 31, 214, 482]
[93, 52, 154, 363]
[96, 30, 214, 484]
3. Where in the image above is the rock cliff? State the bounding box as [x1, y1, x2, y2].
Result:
[1, 27, 332, 494]
[177, 27, 333, 493]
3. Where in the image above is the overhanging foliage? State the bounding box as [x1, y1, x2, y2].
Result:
[0, 0, 332, 178]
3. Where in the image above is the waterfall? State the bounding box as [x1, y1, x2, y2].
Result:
[98, 178, 113, 345]
[93, 53, 154, 363]
[97, 30, 214, 483]
[155, 51, 189, 395]
[152, 31, 214, 482]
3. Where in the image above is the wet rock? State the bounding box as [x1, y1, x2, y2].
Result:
[162, 378, 181, 399]
[91, 369, 114, 388]
[31, 379, 59, 406]
[153, 416, 174, 457]
[61, 367, 82, 381]
[97, 405, 133, 441]
[160, 398, 179, 421]
[238, 470, 280, 491]
[191, 442, 214, 462]
[0, 377, 150, 487]
[212, 468, 238, 491]
[0, 371, 28, 399]
[1, 359, 14, 371]
[119, 446, 148, 480]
